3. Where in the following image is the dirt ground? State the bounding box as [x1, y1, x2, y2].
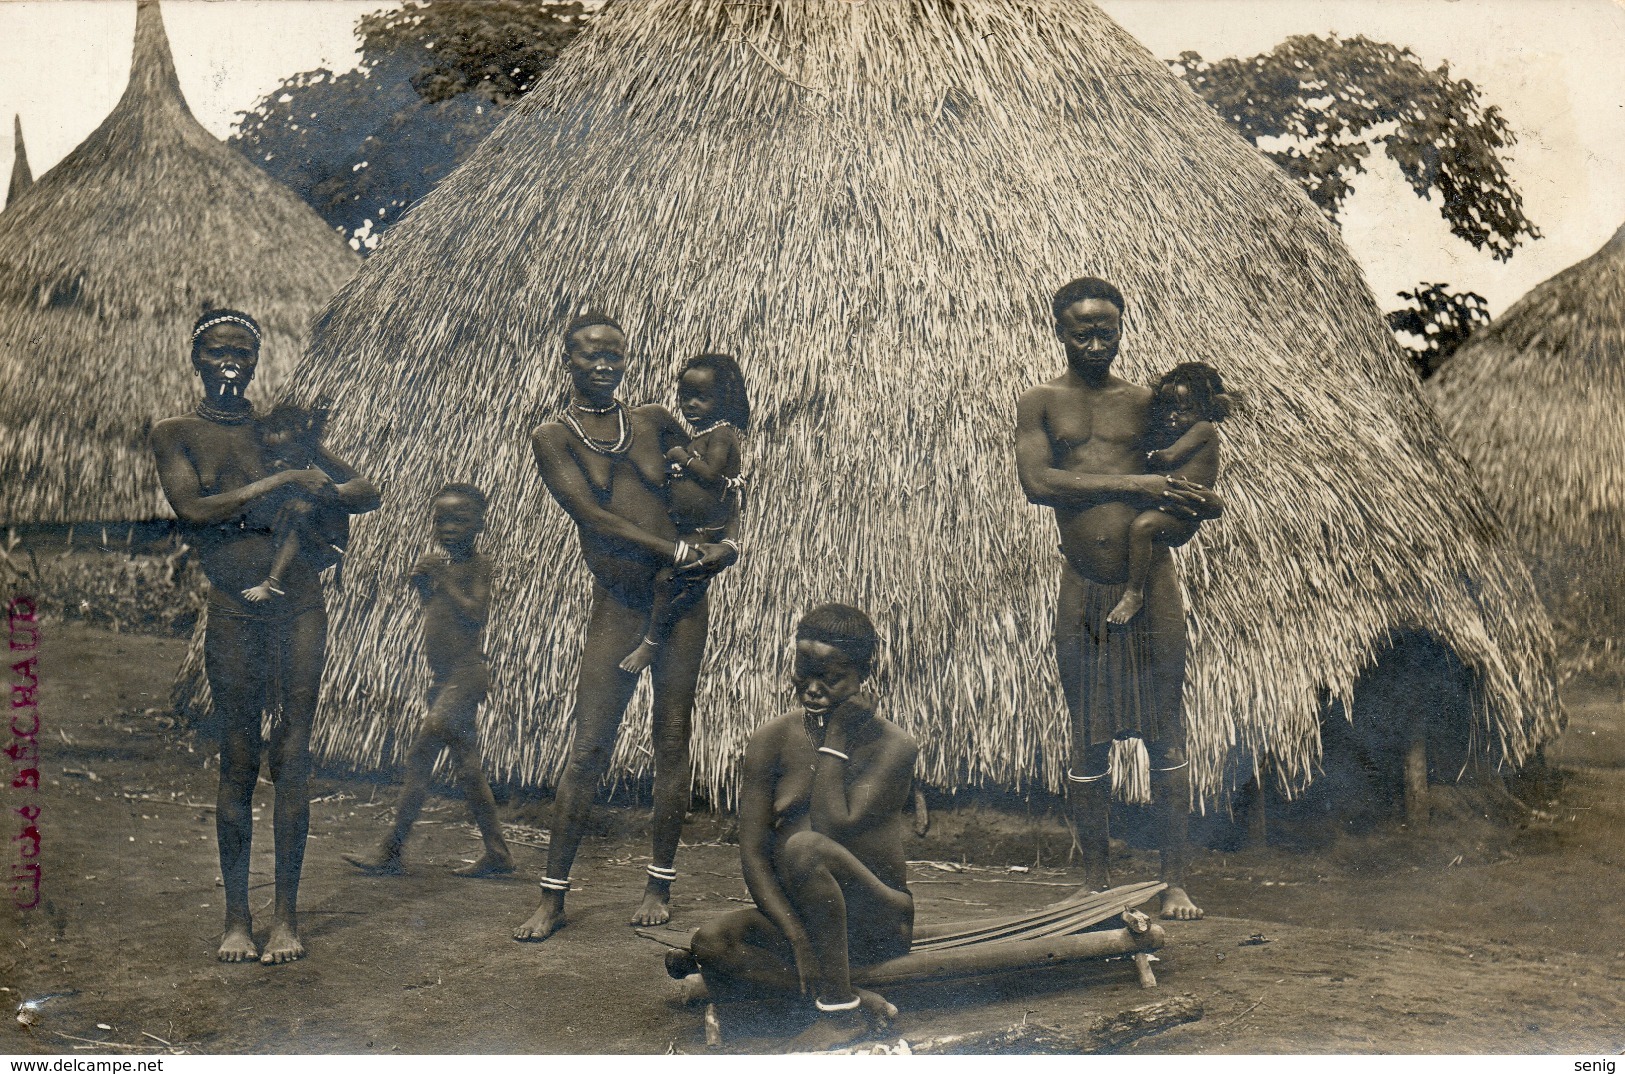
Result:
[4, 623, 1623, 1055]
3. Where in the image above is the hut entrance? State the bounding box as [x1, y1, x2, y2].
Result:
[1270, 631, 1478, 841]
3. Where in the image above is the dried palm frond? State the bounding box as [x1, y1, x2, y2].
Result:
[0, 1, 359, 523]
[179, 0, 1559, 806]
[1427, 223, 1625, 676]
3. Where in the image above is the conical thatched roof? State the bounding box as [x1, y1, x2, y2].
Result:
[1427, 223, 1625, 670]
[187, 0, 1559, 804]
[0, 1, 359, 523]
[5, 115, 31, 208]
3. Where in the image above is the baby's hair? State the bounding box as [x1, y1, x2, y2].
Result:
[564, 310, 624, 346]
[1052, 276, 1125, 320]
[1154, 361, 1232, 422]
[679, 352, 751, 432]
[259, 402, 326, 443]
[796, 603, 879, 678]
[435, 482, 489, 514]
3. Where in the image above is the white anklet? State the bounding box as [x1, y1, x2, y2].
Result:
[538, 875, 571, 893]
[1151, 760, 1189, 773]
[815, 996, 861, 1013]
[1066, 769, 1109, 783]
[646, 864, 677, 882]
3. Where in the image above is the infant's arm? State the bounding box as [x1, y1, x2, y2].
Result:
[1147, 421, 1216, 473]
[679, 426, 742, 488]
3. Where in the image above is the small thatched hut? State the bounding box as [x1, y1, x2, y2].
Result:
[1427, 223, 1625, 673]
[186, 0, 1560, 806]
[5, 115, 31, 208]
[0, 1, 359, 524]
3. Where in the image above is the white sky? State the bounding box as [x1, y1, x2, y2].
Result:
[1, 0, 1622, 315]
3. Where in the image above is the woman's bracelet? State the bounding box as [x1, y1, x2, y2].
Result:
[817, 746, 849, 762]
[674, 540, 692, 566]
[719, 538, 742, 557]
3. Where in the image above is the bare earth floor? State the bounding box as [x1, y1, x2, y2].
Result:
[3, 624, 1623, 1054]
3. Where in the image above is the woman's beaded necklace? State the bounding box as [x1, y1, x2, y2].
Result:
[195, 397, 254, 426]
[562, 399, 633, 455]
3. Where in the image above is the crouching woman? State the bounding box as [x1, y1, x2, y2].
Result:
[677, 604, 918, 1050]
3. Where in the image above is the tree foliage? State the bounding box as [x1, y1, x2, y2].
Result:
[231, 2, 588, 251]
[1387, 282, 1492, 379]
[1174, 35, 1538, 260]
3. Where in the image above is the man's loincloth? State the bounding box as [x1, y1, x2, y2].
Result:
[1073, 577, 1172, 751]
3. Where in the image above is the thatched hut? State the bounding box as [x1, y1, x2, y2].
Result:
[5, 115, 31, 208]
[1427, 223, 1625, 673]
[190, 0, 1560, 806]
[0, 1, 359, 524]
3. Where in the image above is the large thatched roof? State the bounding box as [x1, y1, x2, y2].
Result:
[1427, 223, 1625, 670]
[181, 0, 1560, 804]
[0, 1, 359, 523]
[5, 115, 31, 208]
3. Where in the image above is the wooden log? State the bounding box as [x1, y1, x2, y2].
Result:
[902, 994, 1203, 1055]
[853, 924, 1163, 989]
[1132, 952, 1157, 989]
[1404, 723, 1429, 827]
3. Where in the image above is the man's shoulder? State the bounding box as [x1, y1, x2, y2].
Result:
[871, 715, 920, 756]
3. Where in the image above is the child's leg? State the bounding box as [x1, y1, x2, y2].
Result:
[620, 566, 681, 673]
[434, 665, 513, 877]
[1108, 510, 1195, 625]
[344, 724, 443, 874]
[242, 528, 302, 603]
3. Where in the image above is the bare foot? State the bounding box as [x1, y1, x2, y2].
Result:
[514, 893, 566, 941]
[855, 988, 898, 1027]
[260, 921, 305, 965]
[785, 1009, 873, 1053]
[217, 923, 258, 963]
[453, 851, 516, 878]
[241, 582, 277, 604]
[342, 846, 403, 875]
[631, 886, 671, 926]
[665, 948, 700, 980]
[1107, 588, 1144, 626]
[1160, 886, 1204, 920]
[618, 640, 658, 674]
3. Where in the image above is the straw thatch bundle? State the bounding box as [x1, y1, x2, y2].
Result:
[5, 115, 31, 209]
[1427, 223, 1625, 672]
[181, 0, 1559, 805]
[0, 1, 359, 523]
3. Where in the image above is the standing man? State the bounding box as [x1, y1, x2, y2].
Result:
[1015, 278, 1212, 920]
[516, 313, 736, 941]
[152, 309, 380, 963]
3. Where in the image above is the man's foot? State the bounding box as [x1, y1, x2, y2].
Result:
[217, 923, 258, 963]
[618, 639, 659, 674]
[453, 851, 516, 878]
[1160, 886, 1204, 920]
[342, 847, 404, 875]
[1107, 588, 1144, 625]
[785, 1008, 874, 1053]
[631, 886, 671, 926]
[260, 921, 305, 965]
[514, 896, 566, 942]
[241, 582, 279, 604]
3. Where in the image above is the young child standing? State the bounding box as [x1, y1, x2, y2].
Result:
[344, 483, 514, 878]
[619, 353, 749, 674]
[1107, 362, 1231, 626]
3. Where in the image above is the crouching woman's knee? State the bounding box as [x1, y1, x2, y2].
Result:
[780, 829, 837, 885]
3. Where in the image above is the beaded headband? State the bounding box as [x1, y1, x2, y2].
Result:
[191, 314, 261, 343]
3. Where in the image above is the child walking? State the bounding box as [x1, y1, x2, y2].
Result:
[619, 353, 749, 674]
[1107, 362, 1231, 626]
[344, 483, 514, 878]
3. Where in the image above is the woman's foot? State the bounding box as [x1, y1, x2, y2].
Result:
[453, 850, 516, 878]
[514, 891, 566, 941]
[1107, 588, 1145, 625]
[618, 639, 659, 674]
[260, 920, 305, 965]
[217, 922, 258, 963]
[631, 878, 672, 926]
